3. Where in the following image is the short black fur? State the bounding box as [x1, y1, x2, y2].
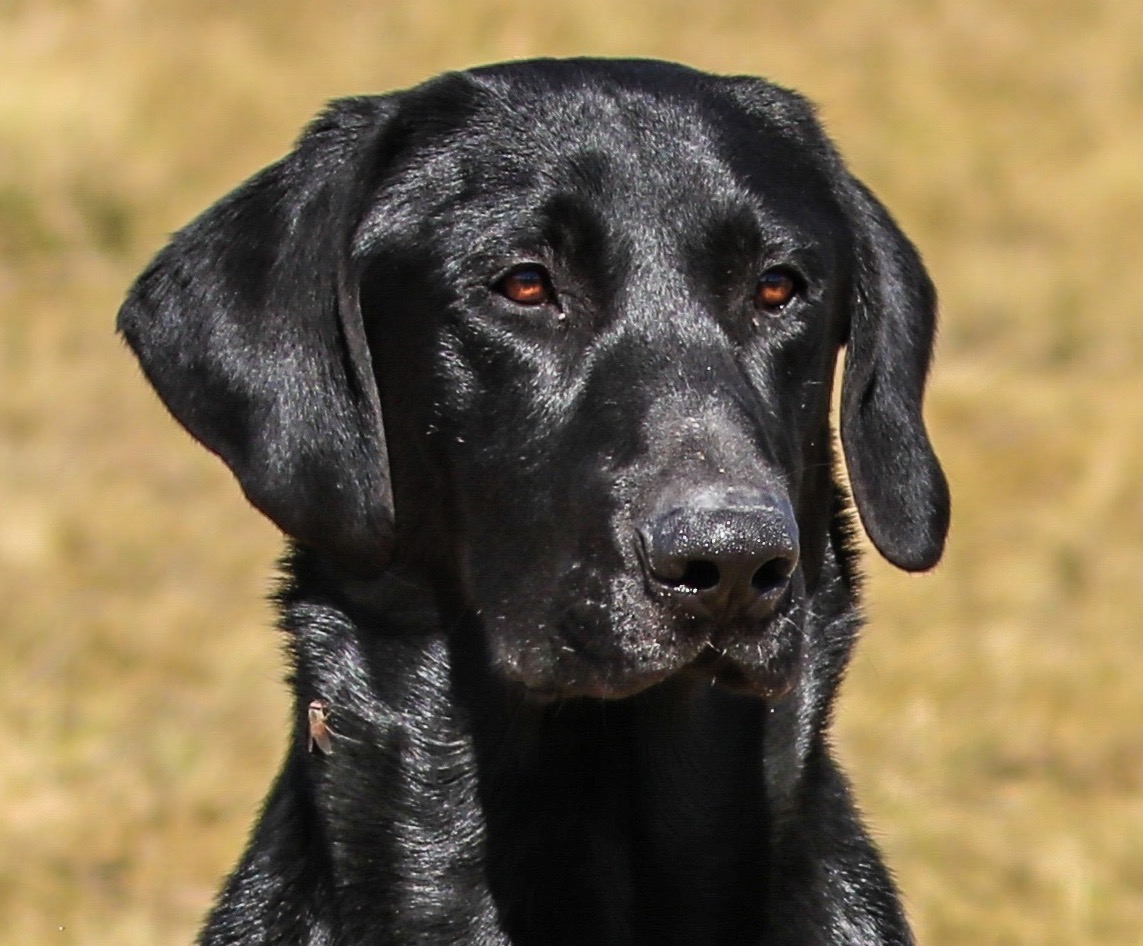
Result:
[119, 58, 948, 945]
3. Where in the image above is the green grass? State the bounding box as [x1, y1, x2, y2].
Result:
[2, 1, 1141, 942]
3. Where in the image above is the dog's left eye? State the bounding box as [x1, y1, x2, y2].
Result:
[754, 268, 802, 313]
[496, 266, 554, 306]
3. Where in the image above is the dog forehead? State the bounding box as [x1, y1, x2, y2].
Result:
[377, 68, 830, 231]
[353, 60, 849, 270]
[457, 61, 808, 178]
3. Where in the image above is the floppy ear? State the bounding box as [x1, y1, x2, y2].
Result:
[715, 74, 949, 571]
[118, 97, 397, 569]
[839, 177, 950, 572]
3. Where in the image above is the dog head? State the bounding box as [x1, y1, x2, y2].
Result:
[120, 59, 948, 700]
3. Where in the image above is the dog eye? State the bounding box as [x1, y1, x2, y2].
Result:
[754, 268, 801, 313]
[496, 266, 554, 306]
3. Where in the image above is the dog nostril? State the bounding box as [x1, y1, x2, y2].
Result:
[639, 501, 800, 619]
[679, 560, 720, 592]
[751, 557, 794, 595]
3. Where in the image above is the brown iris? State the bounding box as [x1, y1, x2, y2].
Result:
[755, 268, 799, 313]
[497, 267, 552, 306]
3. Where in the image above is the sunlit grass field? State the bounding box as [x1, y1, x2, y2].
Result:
[2, 1, 1141, 942]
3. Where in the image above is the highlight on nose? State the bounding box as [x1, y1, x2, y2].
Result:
[637, 496, 799, 622]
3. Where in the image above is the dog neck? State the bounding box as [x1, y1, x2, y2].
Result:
[210, 522, 861, 946]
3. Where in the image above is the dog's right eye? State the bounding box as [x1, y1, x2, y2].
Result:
[496, 266, 554, 306]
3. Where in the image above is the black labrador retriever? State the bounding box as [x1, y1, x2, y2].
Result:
[119, 58, 948, 946]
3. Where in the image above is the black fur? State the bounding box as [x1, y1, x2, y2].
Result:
[119, 59, 948, 945]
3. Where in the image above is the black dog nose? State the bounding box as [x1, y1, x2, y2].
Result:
[638, 499, 799, 622]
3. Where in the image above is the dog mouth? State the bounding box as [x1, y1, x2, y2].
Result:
[681, 639, 801, 699]
[686, 647, 753, 690]
[495, 588, 803, 702]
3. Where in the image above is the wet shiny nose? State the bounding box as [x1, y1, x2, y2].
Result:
[638, 497, 799, 622]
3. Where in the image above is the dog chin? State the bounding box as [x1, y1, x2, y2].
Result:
[492, 643, 697, 702]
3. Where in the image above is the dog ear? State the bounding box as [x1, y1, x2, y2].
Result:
[118, 97, 397, 570]
[717, 75, 948, 570]
[838, 177, 950, 572]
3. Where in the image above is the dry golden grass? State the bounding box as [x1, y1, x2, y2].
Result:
[2, 1, 1140, 942]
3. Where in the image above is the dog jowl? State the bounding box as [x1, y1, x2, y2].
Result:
[120, 59, 948, 946]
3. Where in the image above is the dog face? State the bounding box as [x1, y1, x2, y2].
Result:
[119, 60, 948, 700]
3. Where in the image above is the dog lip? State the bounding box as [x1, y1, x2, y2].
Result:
[682, 647, 758, 693]
[685, 643, 799, 700]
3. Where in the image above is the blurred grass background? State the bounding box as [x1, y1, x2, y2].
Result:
[1, 0, 1141, 942]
